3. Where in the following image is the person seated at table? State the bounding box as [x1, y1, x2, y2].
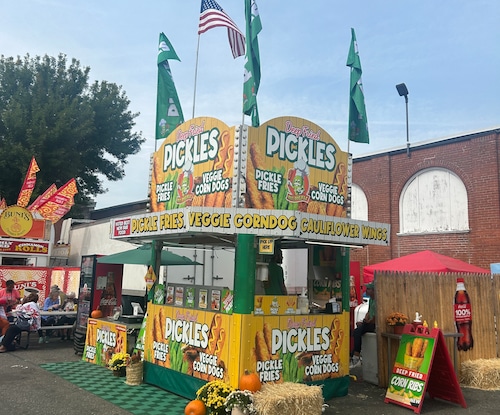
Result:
[38, 288, 61, 344]
[0, 302, 10, 340]
[58, 292, 77, 341]
[0, 292, 41, 352]
[0, 279, 21, 322]
[350, 282, 376, 369]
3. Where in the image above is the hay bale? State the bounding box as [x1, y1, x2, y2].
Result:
[253, 383, 324, 415]
[460, 359, 500, 390]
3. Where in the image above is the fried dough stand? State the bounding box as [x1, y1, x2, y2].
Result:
[108, 116, 390, 400]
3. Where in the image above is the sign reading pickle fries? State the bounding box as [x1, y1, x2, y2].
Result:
[150, 116, 350, 217]
[247, 117, 349, 216]
[143, 303, 231, 382]
[143, 303, 350, 388]
[150, 117, 236, 212]
[109, 207, 390, 246]
[83, 318, 129, 367]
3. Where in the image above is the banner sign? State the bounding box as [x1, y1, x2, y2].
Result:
[109, 207, 390, 246]
[150, 117, 235, 212]
[83, 318, 129, 367]
[144, 303, 232, 382]
[149, 116, 351, 217]
[143, 304, 349, 387]
[0, 239, 49, 255]
[246, 117, 349, 216]
[0, 206, 34, 237]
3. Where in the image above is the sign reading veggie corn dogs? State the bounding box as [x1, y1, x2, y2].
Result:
[150, 117, 236, 212]
[246, 117, 349, 216]
[150, 116, 350, 217]
[83, 318, 129, 367]
[143, 303, 231, 383]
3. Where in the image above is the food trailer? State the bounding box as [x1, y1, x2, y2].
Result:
[105, 116, 390, 399]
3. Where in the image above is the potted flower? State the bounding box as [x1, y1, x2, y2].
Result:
[386, 312, 409, 334]
[224, 390, 257, 415]
[196, 380, 235, 415]
[108, 351, 130, 377]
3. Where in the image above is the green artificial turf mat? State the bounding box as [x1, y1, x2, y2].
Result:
[41, 361, 188, 415]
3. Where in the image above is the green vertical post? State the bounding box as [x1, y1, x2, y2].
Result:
[147, 240, 163, 303]
[234, 234, 256, 314]
[341, 247, 350, 312]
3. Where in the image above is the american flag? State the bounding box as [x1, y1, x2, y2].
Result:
[198, 0, 245, 58]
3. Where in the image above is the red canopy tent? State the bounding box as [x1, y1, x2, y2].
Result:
[363, 250, 489, 283]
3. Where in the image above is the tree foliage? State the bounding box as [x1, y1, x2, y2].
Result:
[0, 53, 145, 215]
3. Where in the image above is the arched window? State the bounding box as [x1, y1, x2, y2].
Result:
[400, 168, 469, 234]
[351, 184, 368, 221]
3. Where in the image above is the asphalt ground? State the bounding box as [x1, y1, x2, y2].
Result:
[1, 335, 499, 415]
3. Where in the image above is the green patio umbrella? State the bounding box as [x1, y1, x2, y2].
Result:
[97, 244, 202, 266]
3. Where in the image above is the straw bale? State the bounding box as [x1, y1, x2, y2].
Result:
[460, 359, 500, 390]
[253, 383, 324, 415]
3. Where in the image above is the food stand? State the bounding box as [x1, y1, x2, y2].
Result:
[106, 116, 390, 399]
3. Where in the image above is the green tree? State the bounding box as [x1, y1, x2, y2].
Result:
[0, 53, 145, 216]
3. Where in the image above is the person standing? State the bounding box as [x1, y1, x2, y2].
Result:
[350, 282, 376, 368]
[264, 248, 287, 296]
[0, 279, 21, 321]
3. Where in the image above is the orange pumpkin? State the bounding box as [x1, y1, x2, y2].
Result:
[184, 399, 206, 415]
[239, 369, 261, 392]
[91, 309, 103, 318]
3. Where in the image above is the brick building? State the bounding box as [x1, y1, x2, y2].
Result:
[350, 126, 500, 272]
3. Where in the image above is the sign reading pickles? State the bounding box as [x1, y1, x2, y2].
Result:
[150, 117, 235, 212]
[240, 314, 349, 384]
[83, 318, 128, 367]
[150, 116, 350, 216]
[144, 303, 231, 382]
[246, 117, 349, 216]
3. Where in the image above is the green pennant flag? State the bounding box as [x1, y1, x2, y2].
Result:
[346, 28, 369, 144]
[242, 0, 262, 127]
[156, 32, 184, 140]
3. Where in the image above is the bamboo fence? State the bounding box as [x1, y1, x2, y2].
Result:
[373, 272, 499, 387]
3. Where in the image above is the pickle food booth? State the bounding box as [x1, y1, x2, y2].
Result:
[89, 116, 390, 400]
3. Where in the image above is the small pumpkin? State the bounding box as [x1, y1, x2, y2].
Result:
[91, 309, 103, 318]
[184, 399, 206, 415]
[239, 369, 261, 392]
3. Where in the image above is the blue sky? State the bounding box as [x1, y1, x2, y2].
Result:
[1, 1, 499, 209]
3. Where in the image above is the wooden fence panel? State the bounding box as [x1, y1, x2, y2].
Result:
[374, 271, 497, 387]
[491, 273, 500, 358]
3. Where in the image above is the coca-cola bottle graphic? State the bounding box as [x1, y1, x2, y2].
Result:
[454, 277, 473, 351]
[100, 272, 117, 317]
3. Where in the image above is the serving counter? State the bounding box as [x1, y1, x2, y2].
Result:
[142, 293, 350, 400]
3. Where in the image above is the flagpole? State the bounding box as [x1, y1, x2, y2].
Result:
[235, 108, 246, 209]
[192, 35, 201, 118]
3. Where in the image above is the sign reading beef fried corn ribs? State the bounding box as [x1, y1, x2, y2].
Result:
[246, 117, 349, 216]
